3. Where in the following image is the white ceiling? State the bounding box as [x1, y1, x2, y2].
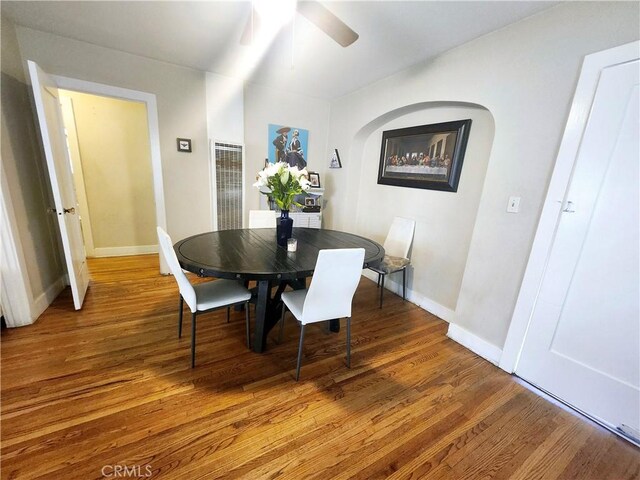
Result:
[2, 1, 558, 99]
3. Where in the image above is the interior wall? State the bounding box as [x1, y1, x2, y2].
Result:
[325, 2, 640, 350]
[0, 15, 65, 323]
[59, 90, 156, 254]
[206, 71, 244, 145]
[14, 25, 211, 242]
[243, 82, 330, 222]
[356, 105, 494, 312]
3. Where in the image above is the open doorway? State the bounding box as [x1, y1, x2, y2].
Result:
[50, 74, 168, 274]
[59, 91, 157, 257]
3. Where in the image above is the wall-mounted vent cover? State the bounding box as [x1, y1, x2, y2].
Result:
[214, 142, 243, 231]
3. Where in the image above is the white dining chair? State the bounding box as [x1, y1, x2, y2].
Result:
[157, 227, 252, 367]
[249, 210, 276, 228]
[279, 248, 365, 381]
[367, 217, 415, 308]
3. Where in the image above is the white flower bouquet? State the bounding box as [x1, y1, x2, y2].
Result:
[253, 162, 311, 211]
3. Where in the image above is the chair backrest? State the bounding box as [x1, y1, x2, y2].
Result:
[249, 210, 276, 228]
[383, 217, 415, 259]
[157, 227, 197, 312]
[301, 248, 365, 324]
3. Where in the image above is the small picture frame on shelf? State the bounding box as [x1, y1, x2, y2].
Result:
[304, 197, 316, 207]
[308, 172, 321, 188]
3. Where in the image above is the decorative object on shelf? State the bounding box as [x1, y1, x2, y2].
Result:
[308, 172, 321, 188]
[253, 161, 311, 246]
[330, 149, 342, 168]
[302, 196, 320, 212]
[378, 119, 472, 192]
[176, 138, 192, 152]
[268, 124, 309, 169]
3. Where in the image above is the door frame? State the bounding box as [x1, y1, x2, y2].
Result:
[1, 162, 37, 326]
[499, 40, 640, 373]
[52, 74, 169, 273]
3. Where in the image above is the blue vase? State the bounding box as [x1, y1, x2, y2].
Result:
[277, 210, 293, 247]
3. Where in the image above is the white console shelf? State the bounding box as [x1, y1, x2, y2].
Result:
[289, 211, 322, 229]
[265, 187, 325, 229]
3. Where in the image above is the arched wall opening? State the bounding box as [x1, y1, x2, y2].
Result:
[341, 101, 495, 315]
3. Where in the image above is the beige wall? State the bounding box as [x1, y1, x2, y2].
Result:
[60, 90, 156, 253]
[243, 82, 331, 222]
[1, 15, 65, 321]
[14, 25, 210, 242]
[326, 2, 640, 349]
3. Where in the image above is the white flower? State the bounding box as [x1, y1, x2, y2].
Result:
[254, 161, 309, 209]
[289, 165, 302, 178]
[264, 162, 280, 177]
[280, 169, 290, 185]
[299, 177, 311, 190]
[253, 173, 267, 188]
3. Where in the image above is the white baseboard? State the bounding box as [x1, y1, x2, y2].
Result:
[92, 245, 158, 257]
[31, 275, 66, 322]
[447, 323, 503, 366]
[361, 270, 456, 323]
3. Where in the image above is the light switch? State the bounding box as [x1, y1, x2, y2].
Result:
[507, 196, 521, 213]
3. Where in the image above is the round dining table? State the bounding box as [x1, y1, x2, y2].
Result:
[175, 227, 384, 352]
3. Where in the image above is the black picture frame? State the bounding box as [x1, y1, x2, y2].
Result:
[308, 172, 321, 188]
[377, 119, 472, 192]
[304, 197, 316, 206]
[177, 138, 192, 152]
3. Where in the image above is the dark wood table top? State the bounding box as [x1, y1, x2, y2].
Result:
[175, 228, 384, 280]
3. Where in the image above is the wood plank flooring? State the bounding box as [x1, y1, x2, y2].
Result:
[1, 255, 637, 479]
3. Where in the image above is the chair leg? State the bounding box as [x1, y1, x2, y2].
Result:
[278, 304, 287, 344]
[191, 312, 197, 368]
[402, 268, 407, 301]
[227, 306, 230, 323]
[377, 272, 381, 288]
[178, 295, 184, 338]
[245, 301, 251, 350]
[346, 317, 351, 368]
[296, 324, 306, 381]
[379, 274, 385, 308]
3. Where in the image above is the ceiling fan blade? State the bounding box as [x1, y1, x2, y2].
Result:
[240, 7, 261, 46]
[297, 1, 359, 47]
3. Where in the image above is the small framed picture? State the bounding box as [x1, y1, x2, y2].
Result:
[330, 149, 342, 168]
[177, 138, 192, 152]
[308, 172, 321, 188]
[304, 197, 316, 206]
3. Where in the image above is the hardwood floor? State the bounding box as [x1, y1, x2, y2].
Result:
[1, 255, 637, 479]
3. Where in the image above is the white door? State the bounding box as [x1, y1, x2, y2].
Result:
[516, 57, 639, 441]
[28, 61, 89, 310]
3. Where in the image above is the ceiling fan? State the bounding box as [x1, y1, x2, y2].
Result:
[240, 0, 359, 48]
